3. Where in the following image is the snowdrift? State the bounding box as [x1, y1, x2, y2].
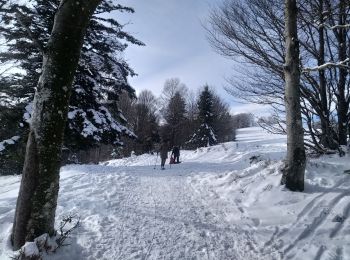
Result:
[0, 127, 349, 259]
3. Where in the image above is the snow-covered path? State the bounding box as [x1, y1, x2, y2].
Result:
[49, 160, 263, 260]
[1, 127, 350, 259]
[67, 169, 261, 260]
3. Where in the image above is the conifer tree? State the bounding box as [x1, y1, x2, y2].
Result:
[133, 90, 160, 154]
[0, 78, 29, 175]
[0, 0, 143, 170]
[188, 86, 217, 148]
[163, 91, 187, 146]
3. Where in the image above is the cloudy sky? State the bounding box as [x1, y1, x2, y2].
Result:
[116, 0, 267, 115]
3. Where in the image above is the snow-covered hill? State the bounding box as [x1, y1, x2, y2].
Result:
[0, 127, 349, 259]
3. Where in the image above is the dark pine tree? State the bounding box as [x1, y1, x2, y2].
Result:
[130, 90, 160, 154]
[163, 91, 187, 147]
[212, 94, 236, 142]
[0, 0, 143, 172]
[188, 86, 217, 148]
[0, 78, 30, 175]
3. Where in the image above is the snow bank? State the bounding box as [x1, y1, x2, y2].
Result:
[189, 128, 350, 259]
[0, 127, 349, 259]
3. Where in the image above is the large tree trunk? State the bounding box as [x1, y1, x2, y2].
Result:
[336, 0, 349, 147]
[12, 0, 102, 250]
[318, 0, 338, 150]
[282, 0, 306, 191]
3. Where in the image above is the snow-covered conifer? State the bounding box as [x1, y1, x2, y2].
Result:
[0, 0, 143, 169]
[188, 86, 217, 148]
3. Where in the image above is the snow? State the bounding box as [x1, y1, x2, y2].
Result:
[88, 109, 105, 125]
[0, 127, 350, 259]
[0, 136, 20, 153]
[23, 102, 33, 124]
[67, 106, 132, 143]
[22, 242, 40, 257]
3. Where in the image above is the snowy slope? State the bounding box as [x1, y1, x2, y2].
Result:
[0, 127, 350, 259]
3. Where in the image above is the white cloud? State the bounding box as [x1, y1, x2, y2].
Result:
[230, 103, 271, 117]
[117, 0, 272, 117]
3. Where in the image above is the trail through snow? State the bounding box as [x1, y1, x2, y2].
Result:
[0, 127, 350, 259]
[52, 165, 262, 259]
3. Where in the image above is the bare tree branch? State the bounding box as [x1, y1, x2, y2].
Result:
[319, 23, 350, 30]
[303, 58, 350, 72]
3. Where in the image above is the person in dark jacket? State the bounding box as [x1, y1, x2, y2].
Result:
[159, 140, 169, 170]
[171, 146, 180, 164]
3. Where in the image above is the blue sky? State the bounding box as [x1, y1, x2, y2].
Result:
[116, 0, 267, 115]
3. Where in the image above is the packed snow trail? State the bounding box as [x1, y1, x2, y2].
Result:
[54, 164, 263, 259]
[0, 127, 350, 259]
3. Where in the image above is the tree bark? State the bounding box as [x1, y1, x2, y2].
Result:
[336, 0, 348, 147]
[12, 0, 102, 250]
[282, 0, 306, 191]
[318, 0, 338, 150]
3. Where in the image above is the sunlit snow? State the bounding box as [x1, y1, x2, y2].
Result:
[0, 127, 349, 259]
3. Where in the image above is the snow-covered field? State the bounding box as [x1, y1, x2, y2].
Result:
[1, 127, 350, 259]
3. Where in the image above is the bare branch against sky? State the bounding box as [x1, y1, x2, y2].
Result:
[115, 0, 269, 116]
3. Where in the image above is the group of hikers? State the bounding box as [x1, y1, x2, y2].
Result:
[158, 140, 180, 170]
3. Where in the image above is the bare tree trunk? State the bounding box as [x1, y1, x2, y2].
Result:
[12, 0, 102, 250]
[318, 0, 338, 150]
[336, 0, 349, 147]
[281, 0, 306, 191]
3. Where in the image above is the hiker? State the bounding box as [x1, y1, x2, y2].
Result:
[160, 140, 169, 170]
[171, 146, 180, 164]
